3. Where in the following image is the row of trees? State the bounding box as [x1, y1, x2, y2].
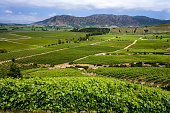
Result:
[71, 27, 110, 34]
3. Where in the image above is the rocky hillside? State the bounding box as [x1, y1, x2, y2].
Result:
[34, 14, 170, 27]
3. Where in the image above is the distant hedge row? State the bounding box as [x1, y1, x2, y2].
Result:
[71, 27, 110, 35]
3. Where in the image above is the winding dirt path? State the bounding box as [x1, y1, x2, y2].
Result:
[75, 39, 139, 62]
[0, 37, 139, 65]
[0, 45, 79, 64]
[50, 38, 140, 69]
[9, 33, 33, 40]
[124, 40, 138, 49]
[0, 33, 40, 47]
[0, 37, 115, 64]
[139, 37, 148, 40]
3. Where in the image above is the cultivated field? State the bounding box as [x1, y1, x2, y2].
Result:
[0, 26, 170, 112]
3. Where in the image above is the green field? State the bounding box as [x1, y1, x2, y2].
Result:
[130, 40, 170, 49]
[74, 54, 170, 65]
[0, 31, 88, 51]
[97, 35, 140, 49]
[87, 67, 170, 86]
[111, 49, 169, 54]
[16, 45, 117, 65]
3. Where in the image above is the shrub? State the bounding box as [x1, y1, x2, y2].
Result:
[7, 63, 22, 78]
[0, 48, 7, 53]
[135, 62, 143, 67]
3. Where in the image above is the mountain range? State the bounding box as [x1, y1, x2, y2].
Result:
[34, 14, 170, 27]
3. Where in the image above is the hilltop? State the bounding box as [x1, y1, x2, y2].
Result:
[34, 14, 170, 27]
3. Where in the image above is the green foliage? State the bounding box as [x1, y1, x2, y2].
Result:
[24, 68, 87, 78]
[0, 77, 169, 112]
[87, 67, 170, 88]
[0, 64, 9, 78]
[7, 63, 22, 78]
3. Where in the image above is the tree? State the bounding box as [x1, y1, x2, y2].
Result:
[7, 63, 21, 78]
[12, 58, 15, 62]
[144, 29, 149, 33]
[134, 28, 137, 33]
[58, 39, 62, 44]
[156, 35, 158, 39]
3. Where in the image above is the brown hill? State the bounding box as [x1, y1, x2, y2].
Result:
[34, 14, 170, 27]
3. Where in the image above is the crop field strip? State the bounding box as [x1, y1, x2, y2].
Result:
[87, 67, 170, 87]
[74, 54, 170, 65]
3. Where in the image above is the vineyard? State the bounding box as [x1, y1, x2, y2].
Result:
[74, 54, 170, 65]
[0, 25, 170, 112]
[87, 67, 170, 88]
[0, 75, 169, 112]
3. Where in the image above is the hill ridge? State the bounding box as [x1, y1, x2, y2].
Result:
[34, 14, 170, 27]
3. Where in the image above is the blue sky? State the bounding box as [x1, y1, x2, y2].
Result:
[0, 0, 170, 24]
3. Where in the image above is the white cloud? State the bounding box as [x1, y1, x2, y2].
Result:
[0, 13, 46, 24]
[1, 0, 170, 12]
[29, 12, 38, 15]
[4, 10, 13, 14]
[48, 13, 56, 17]
[68, 14, 72, 16]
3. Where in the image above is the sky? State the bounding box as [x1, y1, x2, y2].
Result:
[0, 0, 170, 24]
